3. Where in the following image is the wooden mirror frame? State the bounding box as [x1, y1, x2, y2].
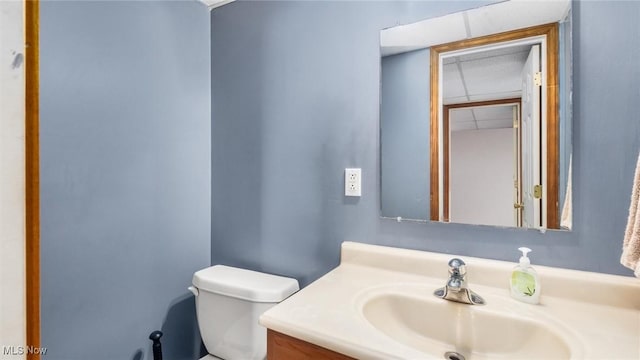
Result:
[430, 23, 560, 229]
[26, 0, 41, 357]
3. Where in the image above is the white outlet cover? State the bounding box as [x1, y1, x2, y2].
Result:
[345, 168, 362, 197]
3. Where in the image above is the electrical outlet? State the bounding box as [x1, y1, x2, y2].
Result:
[345, 168, 361, 197]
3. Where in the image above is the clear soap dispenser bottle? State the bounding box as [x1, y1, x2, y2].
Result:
[510, 247, 540, 304]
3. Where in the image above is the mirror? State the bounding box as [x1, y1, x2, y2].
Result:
[380, 0, 572, 230]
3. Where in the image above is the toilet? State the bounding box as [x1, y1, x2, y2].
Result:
[188, 265, 299, 360]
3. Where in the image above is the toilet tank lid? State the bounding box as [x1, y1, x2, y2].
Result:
[192, 265, 299, 303]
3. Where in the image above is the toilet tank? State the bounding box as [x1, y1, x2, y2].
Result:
[191, 265, 299, 360]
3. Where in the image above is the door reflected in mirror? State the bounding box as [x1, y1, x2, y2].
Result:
[379, 0, 572, 230]
[445, 101, 521, 228]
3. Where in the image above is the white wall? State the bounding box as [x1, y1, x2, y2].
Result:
[450, 128, 514, 227]
[0, 0, 27, 357]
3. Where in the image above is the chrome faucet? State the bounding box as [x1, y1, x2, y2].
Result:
[434, 258, 485, 305]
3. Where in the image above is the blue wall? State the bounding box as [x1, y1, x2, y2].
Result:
[211, 0, 640, 286]
[40, 1, 210, 359]
[380, 49, 430, 220]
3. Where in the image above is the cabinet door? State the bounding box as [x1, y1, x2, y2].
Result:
[267, 330, 355, 360]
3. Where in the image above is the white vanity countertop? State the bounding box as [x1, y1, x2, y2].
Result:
[259, 242, 640, 359]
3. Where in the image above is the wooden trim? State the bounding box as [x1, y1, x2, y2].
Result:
[267, 330, 356, 360]
[545, 24, 560, 229]
[444, 98, 522, 110]
[429, 48, 439, 221]
[430, 23, 560, 229]
[443, 98, 521, 223]
[25, 0, 40, 357]
[431, 23, 559, 54]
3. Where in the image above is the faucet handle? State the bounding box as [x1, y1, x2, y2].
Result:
[448, 258, 466, 276]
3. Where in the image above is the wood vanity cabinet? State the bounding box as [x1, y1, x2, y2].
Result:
[266, 329, 356, 360]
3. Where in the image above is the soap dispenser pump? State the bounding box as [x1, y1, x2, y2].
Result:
[510, 247, 540, 304]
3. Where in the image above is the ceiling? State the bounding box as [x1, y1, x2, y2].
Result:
[446, 44, 531, 132]
[450, 104, 518, 132]
[199, 0, 235, 10]
[380, 0, 570, 57]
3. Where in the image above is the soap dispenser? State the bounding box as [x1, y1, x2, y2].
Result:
[510, 247, 540, 304]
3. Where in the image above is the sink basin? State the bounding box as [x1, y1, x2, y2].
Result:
[361, 291, 572, 359]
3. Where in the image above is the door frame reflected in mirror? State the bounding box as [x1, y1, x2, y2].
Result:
[443, 98, 522, 226]
[430, 23, 560, 229]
